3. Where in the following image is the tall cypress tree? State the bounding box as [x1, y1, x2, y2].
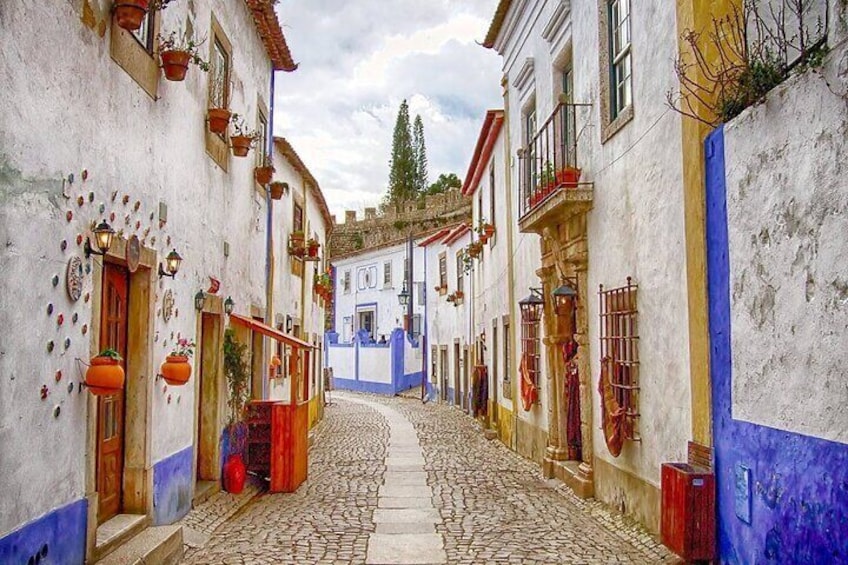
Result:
[388, 100, 416, 204]
[412, 115, 428, 195]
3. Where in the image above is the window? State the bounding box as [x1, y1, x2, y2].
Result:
[205, 16, 234, 169]
[109, 4, 160, 98]
[438, 253, 447, 292]
[524, 103, 538, 199]
[520, 308, 540, 404]
[562, 66, 573, 102]
[255, 109, 268, 166]
[293, 203, 304, 234]
[599, 278, 640, 441]
[488, 162, 496, 245]
[357, 309, 375, 339]
[492, 320, 498, 397]
[131, 12, 155, 53]
[503, 316, 511, 399]
[608, 0, 632, 120]
[383, 262, 392, 287]
[455, 253, 463, 294]
[411, 314, 422, 338]
[343, 270, 351, 294]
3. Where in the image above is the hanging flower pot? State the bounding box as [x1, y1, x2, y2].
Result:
[160, 50, 191, 81]
[289, 232, 305, 257]
[113, 0, 149, 31]
[85, 350, 125, 395]
[479, 233, 490, 244]
[160, 355, 192, 385]
[231, 135, 252, 157]
[254, 166, 274, 186]
[269, 182, 285, 200]
[307, 239, 320, 258]
[223, 453, 246, 493]
[483, 224, 495, 239]
[207, 108, 232, 134]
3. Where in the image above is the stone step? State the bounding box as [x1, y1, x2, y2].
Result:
[94, 525, 183, 565]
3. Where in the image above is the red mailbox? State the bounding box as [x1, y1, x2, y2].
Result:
[661, 463, 715, 561]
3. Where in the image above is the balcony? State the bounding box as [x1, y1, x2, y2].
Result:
[518, 101, 593, 233]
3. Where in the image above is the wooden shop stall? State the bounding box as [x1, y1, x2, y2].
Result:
[230, 314, 311, 493]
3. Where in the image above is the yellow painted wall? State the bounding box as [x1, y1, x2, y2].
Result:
[308, 395, 321, 429]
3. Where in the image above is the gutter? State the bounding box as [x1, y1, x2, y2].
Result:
[264, 65, 276, 401]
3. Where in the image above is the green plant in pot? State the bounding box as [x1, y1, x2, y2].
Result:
[85, 348, 125, 395]
[157, 28, 210, 82]
[223, 329, 250, 493]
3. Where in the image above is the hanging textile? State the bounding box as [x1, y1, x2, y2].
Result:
[520, 354, 538, 412]
[599, 356, 625, 457]
[562, 339, 582, 460]
[472, 365, 488, 418]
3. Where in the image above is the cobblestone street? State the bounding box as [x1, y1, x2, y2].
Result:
[184, 392, 677, 564]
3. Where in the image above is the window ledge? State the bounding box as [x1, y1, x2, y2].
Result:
[601, 104, 634, 144]
[109, 16, 160, 99]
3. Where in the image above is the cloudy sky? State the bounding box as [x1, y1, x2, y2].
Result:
[271, 1, 503, 219]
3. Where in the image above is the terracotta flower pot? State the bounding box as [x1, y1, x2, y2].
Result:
[307, 241, 320, 258]
[479, 233, 490, 244]
[230, 135, 252, 157]
[269, 182, 285, 200]
[484, 225, 495, 238]
[254, 166, 273, 185]
[556, 166, 582, 188]
[223, 454, 246, 494]
[113, 0, 149, 32]
[160, 355, 192, 385]
[85, 356, 125, 395]
[161, 50, 191, 82]
[207, 108, 231, 134]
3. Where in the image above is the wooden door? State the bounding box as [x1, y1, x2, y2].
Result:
[97, 263, 128, 523]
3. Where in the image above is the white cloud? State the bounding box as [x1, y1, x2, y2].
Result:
[273, 1, 502, 219]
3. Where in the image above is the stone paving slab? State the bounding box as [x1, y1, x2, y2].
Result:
[376, 522, 437, 534]
[373, 508, 441, 524]
[379, 485, 432, 498]
[366, 533, 446, 565]
[379, 497, 433, 509]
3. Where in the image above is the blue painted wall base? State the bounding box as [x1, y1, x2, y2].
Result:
[705, 127, 848, 564]
[0, 498, 87, 564]
[153, 446, 194, 525]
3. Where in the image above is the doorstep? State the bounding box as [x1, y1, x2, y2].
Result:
[93, 525, 183, 565]
[552, 460, 595, 499]
[90, 514, 148, 562]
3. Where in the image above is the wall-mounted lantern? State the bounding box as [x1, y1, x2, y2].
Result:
[194, 290, 206, 311]
[158, 249, 182, 279]
[552, 278, 578, 317]
[518, 288, 544, 323]
[397, 280, 410, 306]
[84, 220, 116, 258]
[224, 296, 235, 315]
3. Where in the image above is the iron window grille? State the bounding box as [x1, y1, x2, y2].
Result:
[520, 314, 541, 398]
[599, 277, 640, 441]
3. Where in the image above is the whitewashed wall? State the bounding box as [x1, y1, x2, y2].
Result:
[0, 0, 273, 537]
[725, 48, 848, 445]
[359, 347, 393, 384]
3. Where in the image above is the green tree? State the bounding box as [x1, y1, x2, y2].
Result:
[387, 100, 416, 205]
[412, 115, 428, 195]
[425, 173, 462, 195]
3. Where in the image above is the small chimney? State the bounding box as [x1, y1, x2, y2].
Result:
[345, 210, 357, 223]
[364, 207, 376, 220]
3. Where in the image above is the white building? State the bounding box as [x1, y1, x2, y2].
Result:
[327, 238, 425, 394]
[0, 1, 317, 562]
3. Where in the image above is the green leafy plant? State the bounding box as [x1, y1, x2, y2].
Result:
[224, 330, 250, 429]
[157, 28, 210, 72]
[230, 114, 260, 142]
[98, 348, 123, 361]
[538, 161, 556, 187]
[169, 338, 196, 358]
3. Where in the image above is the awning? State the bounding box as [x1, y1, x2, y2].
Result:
[229, 313, 313, 349]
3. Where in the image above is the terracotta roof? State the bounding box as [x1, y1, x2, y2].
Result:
[443, 224, 471, 247]
[483, 0, 513, 49]
[461, 110, 504, 197]
[273, 137, 332, 230]
[418, 228, 453, 247]
[244, 0, 298, 72]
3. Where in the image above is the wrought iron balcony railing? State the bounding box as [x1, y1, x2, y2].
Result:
[518, 101, 591, 219]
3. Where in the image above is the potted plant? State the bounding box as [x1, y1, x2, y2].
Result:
[254, 154, 274, 185]
[467, 241, 483, 258]
[556, 166, 582, 188]
[207, 107, 232, 135]
[455, 290, 464, 300]
[306, 238, 320, 258]
[160, 338, 195, 385]
[269, 181, 286, 200]
[230, 114, 258, 158]
[113, 0, 174, 32]
[447, 293, 456, 303]
[223, 329, 250, 493]
[85, 348, 125, 395]
[157, 29, 210, 82]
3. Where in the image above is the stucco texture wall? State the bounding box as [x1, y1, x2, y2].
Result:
[0, 0, 273, 540]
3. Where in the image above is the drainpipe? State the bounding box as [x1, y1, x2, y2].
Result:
[421, 248, 428, 401]
[264, 66, 277, 401]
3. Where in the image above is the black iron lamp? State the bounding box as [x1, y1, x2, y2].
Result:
[84, 220, 116, 258]
[224, 296, 235, 315]
[519, 288, 545, 323]
[397, 280, 410, 307]
[158, 249, 182, 279]
[194, 290, 206, 311]
[552, 278, 578, 317]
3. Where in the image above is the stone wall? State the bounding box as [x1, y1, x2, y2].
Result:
[330, 190, 471, 258]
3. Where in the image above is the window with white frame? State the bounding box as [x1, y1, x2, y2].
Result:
[608, 0, 632, 120]
[343, 270, 351, 293]
[383, 261, 392, 287]
[455, 252, 463, 295]
[438, 253, 447, 291]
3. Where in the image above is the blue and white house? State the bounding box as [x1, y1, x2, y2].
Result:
[326, 238, 425, 394]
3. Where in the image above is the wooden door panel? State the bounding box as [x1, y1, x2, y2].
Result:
[97, 263, 128, 524]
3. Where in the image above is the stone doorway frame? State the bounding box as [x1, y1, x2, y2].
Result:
[193, 297, 225, 492]
[85, 237, 156, 557]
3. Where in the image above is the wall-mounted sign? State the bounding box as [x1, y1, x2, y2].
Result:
[162, 289, 174, 322]
[126, 235, 141, 273]
[66, 256, 83, 302]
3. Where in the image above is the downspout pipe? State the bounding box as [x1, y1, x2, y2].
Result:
[263, 66, 277, 401]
